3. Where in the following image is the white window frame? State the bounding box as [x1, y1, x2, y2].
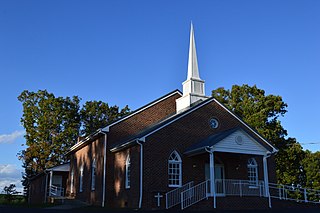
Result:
[70, 169, 74, 194]
[247, 158, 258, 187]
[168, 150, 182, 187]
[91, 158, 96, 191]
[125, 155, 131, 189]
[79, 165, 84, 192]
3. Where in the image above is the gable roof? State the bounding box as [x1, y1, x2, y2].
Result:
[102, 89, 182, 132]
[184, 127, 270, 156]
[68, 89, 182, 154]
[110, 97, 278, 154]
[184, 128, 239, 155]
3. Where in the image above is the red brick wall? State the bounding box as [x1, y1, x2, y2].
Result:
[112, 146, 140, 208]
[107, 92, 181, 146]
[140, 100, 277, 209]
[69, 91, 180, 207]
[69, 136, 105, 205]
[29, 173, 47, 204]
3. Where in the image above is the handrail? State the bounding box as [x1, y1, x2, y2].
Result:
[181, 180, 209, 210]
[269, 182, 320, 204]
[165, 181, 194, 209]
[48, 185, 65, 197]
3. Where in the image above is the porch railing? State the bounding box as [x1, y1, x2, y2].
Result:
[165, 181, 193, 209]
[221, 179, 265, 197]
[48, 185, 64, 197]
[181, 180, 209, 210]
[269, 183, 320, 204]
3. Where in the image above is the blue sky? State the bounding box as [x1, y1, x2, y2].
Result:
[0, 0, 319, 192]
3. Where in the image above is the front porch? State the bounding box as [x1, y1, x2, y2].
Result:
[171, 128, 274, 209]
[180, 178, 267, 209]
[45, 163, 70, 203]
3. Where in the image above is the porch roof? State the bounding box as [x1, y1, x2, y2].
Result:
[46, 162, 70, 172]
[184, 127, 271, 156]
[184, 128, 238, 155]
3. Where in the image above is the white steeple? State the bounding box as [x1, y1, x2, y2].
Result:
[187, 23, 200, 80]
[176, 23, 208, 113]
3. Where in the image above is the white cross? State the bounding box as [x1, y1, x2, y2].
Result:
[154, 192, 163, 207]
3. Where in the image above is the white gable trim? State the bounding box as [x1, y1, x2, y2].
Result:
[69, 90, 182, 153]
[140, 98, 216, 141]
[102, 90, 182, 132]
[212, 129, 268, 156]
[212, 99, 278, 153]
[139, 98, 277, 153]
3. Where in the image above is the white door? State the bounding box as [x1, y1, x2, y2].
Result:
[52, 175, 62, 187]
[205, 164, 225, 196]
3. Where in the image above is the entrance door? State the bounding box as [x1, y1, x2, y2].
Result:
[205, 164, 225, 196]
[52, 175, 62, 188]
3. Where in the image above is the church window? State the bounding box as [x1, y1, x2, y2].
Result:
[70, 169, 74, 194]
[79, 165, 84, 192]
[91, 158, 96, 191]
[125, 155, 131, 189]
[168, 151, 182, 187]
[247, 158, 258, 186]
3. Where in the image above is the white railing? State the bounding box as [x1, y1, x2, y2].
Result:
[181, 180, 209, 210]
[49, 185, 64, 197]
[269, 183, 320, 204]
[221, 179, 265, 197]
[165, 181, 193, 209]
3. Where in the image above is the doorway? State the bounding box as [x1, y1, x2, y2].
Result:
[205, 164, 225, 196]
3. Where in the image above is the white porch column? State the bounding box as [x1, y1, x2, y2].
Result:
[209, 150, 216, 208]
[263, 155, 270, 198]
[49, 170, 53, 196]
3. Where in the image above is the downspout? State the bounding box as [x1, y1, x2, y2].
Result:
[205, 146, 216, 208]
[136, 139, 144, 209]
[263, 151, 272, 208]
[100, 130, 108, 208]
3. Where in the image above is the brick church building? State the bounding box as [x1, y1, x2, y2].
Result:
[29, 24, 279, 210]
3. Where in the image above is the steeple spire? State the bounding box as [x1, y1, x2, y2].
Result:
[187, 22, 200, 80]
[176, 23, 208, 113]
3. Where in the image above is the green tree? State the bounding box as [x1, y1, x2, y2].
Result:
[18, 90, 81, 195]
[303, 151, 320, 189]
[212, 85, 288, 148]
[2, 184, 19, 203]
[275, 139, 306, 186]
[212, 84, 305, 185]
[80, 101, 130, 136]
[18, 90, 131, 198]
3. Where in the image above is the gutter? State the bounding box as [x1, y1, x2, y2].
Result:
[136, 139, 144, 209]
[100, 129, 108, 208]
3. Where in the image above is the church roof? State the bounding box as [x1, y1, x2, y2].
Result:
[68, 89, 182, 154]
[110, 97, 278, 153]
[184, 128, 240, 155]
[184, 127, 271, 155]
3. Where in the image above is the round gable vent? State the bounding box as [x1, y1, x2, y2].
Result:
[235, 135, 243, 145]
[209, 118, 219, 129]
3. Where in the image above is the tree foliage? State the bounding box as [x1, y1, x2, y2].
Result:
[212, 85, 288, 148]
[80, 101, 130, 136]
[302, 151, 320, 190]
[18, 90, 81, 174]
[212, 84, 307, 186]
[2, 184, 19, 203]
[18, 90, 130, 197]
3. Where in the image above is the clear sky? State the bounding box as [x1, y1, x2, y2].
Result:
[0, 0, 319, 193]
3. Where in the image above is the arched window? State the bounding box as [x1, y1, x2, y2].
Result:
[79, 164, 84, 192]
[91, 158, 96, 191]
[168, 151, 182, 187]
[247, 158, 258, 186]
[70, 169, 74, 194]
[125, 155, 131, 189]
